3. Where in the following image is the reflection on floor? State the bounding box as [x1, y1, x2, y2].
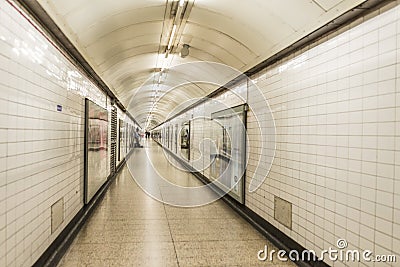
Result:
[58, 140, 296, 266]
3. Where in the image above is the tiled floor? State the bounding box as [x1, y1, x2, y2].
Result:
[57, 140, 296, 266]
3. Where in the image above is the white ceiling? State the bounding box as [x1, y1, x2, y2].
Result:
[37, 0, 366, 128]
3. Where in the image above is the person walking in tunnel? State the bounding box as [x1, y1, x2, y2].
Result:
[134, 127, 142, 148]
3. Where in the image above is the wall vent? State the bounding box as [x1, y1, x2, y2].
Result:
[274, 196, 292, 229]
[51, 198, 64, 233]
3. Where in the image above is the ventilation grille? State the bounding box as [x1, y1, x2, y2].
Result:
[110, 107, 117, 174]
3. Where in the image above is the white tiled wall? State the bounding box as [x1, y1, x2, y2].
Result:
[158, 84, 246, 175]
[247, 4, 400, 266]
[0, 2, 133, 266]
[155, 3, 399, 267]
[7, 0, 400, 267]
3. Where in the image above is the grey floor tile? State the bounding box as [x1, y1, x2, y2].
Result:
[57, 141, 296, 267]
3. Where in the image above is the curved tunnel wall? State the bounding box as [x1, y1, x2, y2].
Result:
[247, 5, 399, 263]
[0, 2, 139, 265]
[154, 4, 399, 266]
[0, 0, 399, 266]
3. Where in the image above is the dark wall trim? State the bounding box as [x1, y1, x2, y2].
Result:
[32, 149, 134, 267]
[153, 0, 396, 129]
[9, 0, 140, 127]
[154, 140, 329, 267]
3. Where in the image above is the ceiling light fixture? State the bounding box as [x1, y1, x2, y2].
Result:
[167, 25, 177, 51]
[180, 44, 190, 58]
[179, 0, 185, 7]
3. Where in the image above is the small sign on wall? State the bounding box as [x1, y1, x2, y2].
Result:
[57, 105, 62, 112]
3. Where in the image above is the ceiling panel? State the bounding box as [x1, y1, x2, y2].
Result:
[314, 0, 343, 11]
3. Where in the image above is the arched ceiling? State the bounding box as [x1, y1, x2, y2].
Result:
[37, 0, 366, 128]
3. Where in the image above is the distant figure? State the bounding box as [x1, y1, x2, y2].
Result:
[134, 127, 142, 147]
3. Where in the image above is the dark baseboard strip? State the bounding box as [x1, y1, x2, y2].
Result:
[155, 140, 329, 267]
[33, 149, 134, 267]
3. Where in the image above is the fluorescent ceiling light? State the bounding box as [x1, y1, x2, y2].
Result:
[167, 25, 177, 50]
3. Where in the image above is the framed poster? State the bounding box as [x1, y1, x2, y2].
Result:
[84, 99, 109, 204]
[209, 104, 247, 204]
[180, 122, 190, 160]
